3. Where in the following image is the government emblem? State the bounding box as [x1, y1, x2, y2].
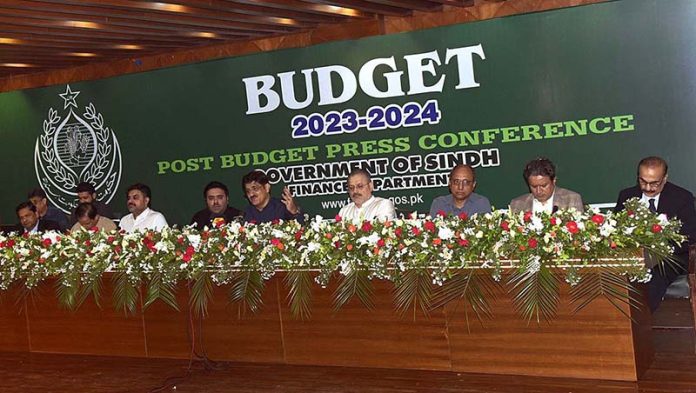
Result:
[34, 85, 122, 214]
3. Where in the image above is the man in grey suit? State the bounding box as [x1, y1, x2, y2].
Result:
[509, 157, 584, 214]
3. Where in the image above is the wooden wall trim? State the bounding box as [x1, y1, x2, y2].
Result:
[0, 0, 608, 93]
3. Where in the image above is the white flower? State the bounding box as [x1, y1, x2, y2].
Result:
[530, 216, 544, 232]
[438, 227, 454, 240]
[186, 233, 201, 249]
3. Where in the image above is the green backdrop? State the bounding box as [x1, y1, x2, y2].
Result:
[1, 0, 695, 225]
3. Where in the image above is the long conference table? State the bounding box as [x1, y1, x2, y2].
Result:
[0, 270, 653, 382]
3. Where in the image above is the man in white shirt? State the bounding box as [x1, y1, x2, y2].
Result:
[509, 157, 583, 214]
[119, 183, 168, 232]
[338, 169, 395, 222]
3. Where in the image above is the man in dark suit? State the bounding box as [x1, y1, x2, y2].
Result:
[509, 157, 584, 214]
[190, 181, 242, 229]
[16, 201, 61, 233]
[614, 156, 696, 312]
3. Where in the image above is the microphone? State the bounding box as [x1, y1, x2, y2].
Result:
[552, 205, 559, 214]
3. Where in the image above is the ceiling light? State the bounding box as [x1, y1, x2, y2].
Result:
[61, 20, 101, 29]
[114, 44, 143, 50]
[0, 37, 23, 45]
[314, 5, 361, 17]
[0, 63, 34, 68]
[271, 17, 298, 26]
[148, 2, 190, 13]
[67, 52, 98, 57]
[188, 32, 218, 38]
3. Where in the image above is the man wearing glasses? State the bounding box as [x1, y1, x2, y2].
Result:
[615, 156, 696, 311]
[429, 164, 491, 218]
[338, 169, 395, 222]
[509, 157, 583, 214]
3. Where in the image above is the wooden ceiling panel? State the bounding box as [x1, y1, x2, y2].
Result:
[0, 0, 476, 79]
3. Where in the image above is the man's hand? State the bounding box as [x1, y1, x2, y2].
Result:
[281, 186, 300, 215]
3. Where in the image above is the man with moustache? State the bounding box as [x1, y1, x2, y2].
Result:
[509, 157, 584, 214]
[615, 156, 696, 311]
[338, 169, 395, 222]
[119, 183, 168, 232]
[242, 170, 303, 224]
[190, 181, 242, 228]
[429, 164, 491, 218]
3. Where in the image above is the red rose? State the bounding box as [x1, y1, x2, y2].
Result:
[90, 226, 99, 232]
[377, 238, 386, 248]
[458, 238, 469, 247]
[423, 221, 436, 233]
[84, 240, 91, 247]
[271, 238, 281, 246]
[334, 214, 342, 223]
[501, 221, 510, 231]
[182, 254, 192, 263]
[528, 238, 538, 249]
[114, 246, 122, 254]
[566, 221, 579, 234]
[348, 224, 357, 233]
[609, 241, 617, 249]
[271, 219, 280, 225]
[7, 239, 15, 248]
[550, 217, 558, 226]
[325, 233, 333, 240]
[627, 210, 635, 217]
[42, 238, 52, 247]
[394, 228, 403, 237]
[346, 244, 354, 251]
[0, 241, 4, 248]
[523, 211, 533, 222]
[437, 210, 447, 218]
[591, 214, 605, 225]
[295, 230, 304, 241]
[458, 212, 468, 220]
[651, 224, 663, 233]
[361, 221, 373, 232]
[432, 238, 442, 246]
[411, 227, 421, 236]
[334, 240, 342, 249]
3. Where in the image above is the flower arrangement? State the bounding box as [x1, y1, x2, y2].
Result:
[0, 198, 684, 323]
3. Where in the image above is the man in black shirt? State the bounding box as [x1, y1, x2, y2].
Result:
[242, 170, 303, 224]
[190, 181, 242, 229]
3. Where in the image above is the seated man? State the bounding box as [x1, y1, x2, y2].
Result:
[509, 157, 583, 214]
[70, 202, 117, 232]
[242, 171, 303, 224]
[119, 183, 168, 232]
[429, 164, 491, 218]
[190, 181, 242, 228]
[614, 156, 696, 312]
[16, 201, 61, 234]
[338, 169, 395, 221]
[28, 188, 69, 231]
[72, 182, 115, 222]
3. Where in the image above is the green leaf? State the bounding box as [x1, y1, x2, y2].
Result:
[55, 273, 79, 311]
[229, 270, 265, 314]
[76, 275, 103, 309]
[393, 269, 432, 319]
[285, 270, 312, 320]
[112, 272, 139, 316]
[333, 270, 374, 311]
[508, 265, 560, 324]
[569, 268, 642, 319]
[190, 271, 214, 318]
[431, 271, 497, 329]
[144, 273, 179, 311]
